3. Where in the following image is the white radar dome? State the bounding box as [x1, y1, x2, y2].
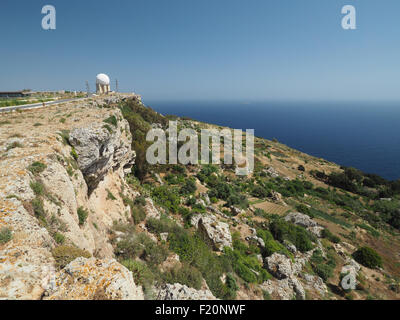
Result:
[96, 73, 110, 86]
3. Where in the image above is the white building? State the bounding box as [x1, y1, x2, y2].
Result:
[96, 73, 111, 94]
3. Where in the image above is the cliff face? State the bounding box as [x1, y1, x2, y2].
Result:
[0, 96, 143, 299]
[1, 95, 400, 301]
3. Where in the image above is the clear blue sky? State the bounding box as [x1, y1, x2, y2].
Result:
[1, 0, 399, 101]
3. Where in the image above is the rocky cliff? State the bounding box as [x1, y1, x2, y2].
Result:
[0, 96, 143, 299]
[1, 95, 400, 301]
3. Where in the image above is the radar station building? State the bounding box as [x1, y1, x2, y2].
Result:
[96, 73, 111, 94]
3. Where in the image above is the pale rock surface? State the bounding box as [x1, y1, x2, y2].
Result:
[284, 212, 324, 238]
[69, 113, 135, 192]
[260, 276, 305, 300]
[44, 257, 144, 300]
[191, 214, 232, 251]
[155, 283, 217, 300]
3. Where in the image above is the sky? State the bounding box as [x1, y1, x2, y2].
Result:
[0, 0, 399, 101]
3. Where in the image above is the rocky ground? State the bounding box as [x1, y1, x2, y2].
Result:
[0, 95, 399, 300]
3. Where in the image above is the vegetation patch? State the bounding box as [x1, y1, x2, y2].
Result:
[353, 247, 383, 269]
[77, 207, 88, 226]
[0, 227, 13, 244]
[28, 162, 47, 175]
[52, 245, 91, 269]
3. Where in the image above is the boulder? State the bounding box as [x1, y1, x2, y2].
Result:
[284, 212, 324, 238]
[191, 214, 232, 251]
[265, 253, 293, 279]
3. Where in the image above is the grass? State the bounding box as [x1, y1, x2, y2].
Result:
[54, 232, 65, 245]
[310, 208, 352, 228]
[30, 181, 45, 196]
[0, 227, 12, 244]
[57, 130, 70, 145]
[6, 141, 23, 151]
[106, 189, 117, 201]
[77, 207, 88, 226]
[51, 245, 91, 269]
[28, 162, 47, 175]
[0, 98, 53, 108]
[103, 115, 118, 127]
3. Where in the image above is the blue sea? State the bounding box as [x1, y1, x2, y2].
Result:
[146, 100, 400, 181]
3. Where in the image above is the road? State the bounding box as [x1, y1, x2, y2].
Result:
[0, 98, 87, 113]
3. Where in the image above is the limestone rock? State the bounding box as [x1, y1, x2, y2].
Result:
[284, 212, 324, 238]
[144, 198, 161, 220]
[265, 253, 293, 279]
[155, 283, 217, 300]
[69, 115, 135, 192]
[302, 273, 328, 296]
[260, 276, 305, 300]
[44, 257, 144, 300]
[191, 214, 232, 251]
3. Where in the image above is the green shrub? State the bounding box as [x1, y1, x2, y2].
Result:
[134, 196, 147, 206]
[251, 185, 269, 198]
[151, 186, 181, 213]
[116, 232, 168, 267]
[103, 115, 118, 127]
[146, 216, 180, 235]
[168, 229, 232, 299]
[257, 229, 291, 257]
[106, 189, 117, 201]
[30, 181, 45, 196]
[321, 229, 341, 243]
[52, 245, 91, 269]
[54, 232, 65, 244]
[70, 148, 78, 161]
[163, 264, 203, 290]
[131, 205, 146, 224]
[0, 227, 12, 244]
[269, 219, 315, 252]
[28, 162, 47, 175]
[32, 198, 46, 224]
[310, 249, 336, 281]
[122, 259, 155, 289]
[296, 204, 314, 218]
[179, 178, 197, 195]
[353, 247, 382, 269]
[77, 207, 88, 226]
[224, 246, 270, 284]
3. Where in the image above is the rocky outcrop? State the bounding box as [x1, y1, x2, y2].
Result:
[284, 212, 324, 237]
[69, 113, 135, 193]
[265, 253, 294, 279]
[302, 273, 328, 296]
[0, 97, 141, 299]
[44, 257, 144, 300]
[191, 214, 232, 251]
[155, 283, 216, 300]
[144, 198, 161, 220]
[261, 277, 305, 300]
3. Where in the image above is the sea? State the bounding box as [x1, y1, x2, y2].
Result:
[146, 100, 400, 181]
